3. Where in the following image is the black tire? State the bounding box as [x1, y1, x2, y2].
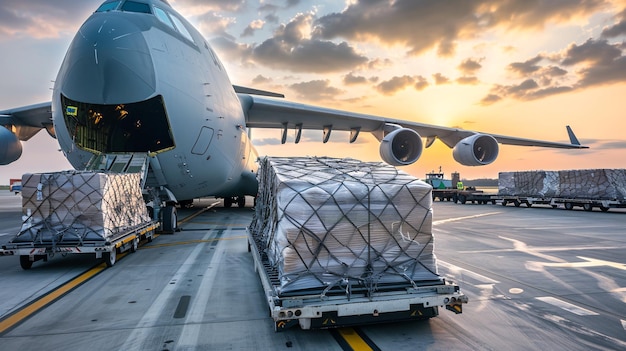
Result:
[20, 255, 33, 270]
[162, 205, 178, 233]
[583, 203, 593, 212]
[501, 200, 508, 206]
[104, 249, 117, 267]
[600, 205, 610, 212]
[513, 200, 521, 207]
[237, 196, 246, 208]
[526, 203, 532, 208]
[130, 236, 138, 253]
[459, 195, 467, 204]
[564, 202, 574, 210]
[224, 197, 233, 208]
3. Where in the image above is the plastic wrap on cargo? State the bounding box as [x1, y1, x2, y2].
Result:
[558, 169, 626, 199]
[499, 169, 626, 200]
[498, 171, 559, 197]
[15, 171, 149, 243]
[250, 157, 438, 294]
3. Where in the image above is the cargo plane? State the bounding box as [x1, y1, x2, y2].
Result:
[0, 0, 586, 232]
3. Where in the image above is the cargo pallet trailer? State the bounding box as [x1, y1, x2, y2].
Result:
[498, 196, 626, 212]
[1, 221, 158, 269]
[247, 229, 467, 331]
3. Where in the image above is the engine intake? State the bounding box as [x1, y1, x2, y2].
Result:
[452, 134, 499, 166]
[0, 126, 22, 165]
[379, 128, 423, 166]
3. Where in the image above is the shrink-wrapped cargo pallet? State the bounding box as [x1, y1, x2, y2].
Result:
[498, 171, 559, 197]
[250, 157, 438, 294]
[499, 169, 626, 199]
[15, 171, 150, 243]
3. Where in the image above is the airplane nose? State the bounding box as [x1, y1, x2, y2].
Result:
[58, 14, 156, 104]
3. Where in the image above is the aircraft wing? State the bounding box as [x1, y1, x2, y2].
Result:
[239, 94, 587, 150]
[0, 102, 54, 140]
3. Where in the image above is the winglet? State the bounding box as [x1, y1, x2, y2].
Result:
[566, 125, 581, 145]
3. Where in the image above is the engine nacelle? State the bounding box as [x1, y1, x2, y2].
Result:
[0, 125, 23, 165]
[452, 134, 499, 166]
[379, 128, 423, 166]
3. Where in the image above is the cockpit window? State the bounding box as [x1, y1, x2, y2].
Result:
[154, 7, 175, 30]
[169, 14, 194, 43]
[95, 1, 121, 12]
[121, 1, 152, 14]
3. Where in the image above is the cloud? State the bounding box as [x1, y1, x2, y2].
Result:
[458, 58, 483, 75]
[601, 8, 626, 38]
[433, 73, 450, 85]
[0, 0, 94, 39]
[376, 75, 420, 95]
[343, 72, 368, 85]
[241, 19, 265, 37]
[252, 137, 283, 146]
[456, 76, 480, 85]
[288, 79, 344, 101]
[252, 74, 272, 84]
[483, 35, 626, 104]
[251, 12, 368, 73]
[313, 0, 606, 57]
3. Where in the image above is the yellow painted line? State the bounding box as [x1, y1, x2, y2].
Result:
[178, 202, 220, 225]
[0, 263, 107, 335]
[141, 235, 247, 249]
[337, 328, 374, 351]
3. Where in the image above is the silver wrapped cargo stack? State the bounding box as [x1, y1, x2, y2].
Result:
[16, 171, 150, 244]
[251, 157, 439, 293]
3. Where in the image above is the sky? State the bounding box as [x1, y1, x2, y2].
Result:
[1, 0, 626, 184]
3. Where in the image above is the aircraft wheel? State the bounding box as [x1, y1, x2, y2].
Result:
[20, 255, 33, 270]
[237, 196, 246, 208]
[224, 197, 233, 208]
[162, 206, 178, 233]
[104, 249, 117, 267]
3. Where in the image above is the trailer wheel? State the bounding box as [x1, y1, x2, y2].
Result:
[564, 202, 574, 210]
[224, 197, 233, 208]
[583, 203, 593, 211]
[162, 205, 178, 233]
[130, 236, 139, 253]
[525, 203, 532, 208]
[551, 205, 558, 209]
[20, 256, 33, 270]
[501, 200, 508, 206]
[600, 205, 610, 212]
[513, 200, 521, 207]
[104, 249, 117, 267]
[459, 195, 467, 204]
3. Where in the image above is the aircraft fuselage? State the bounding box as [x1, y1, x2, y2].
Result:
[51, 2, 258, 202]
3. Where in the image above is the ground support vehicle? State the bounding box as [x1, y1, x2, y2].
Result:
[1, 221, 158, 269]
[247, 229, 467, 331]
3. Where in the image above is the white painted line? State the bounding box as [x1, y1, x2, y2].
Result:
[433, 212, 501, 226]
[438, 259, 500, 284]
[535, 296, 599, 316]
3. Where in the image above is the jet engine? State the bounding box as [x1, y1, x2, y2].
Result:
[0, 126, 22, 165]
[452, 134, 499, 166]
[379, 128, 423, 166]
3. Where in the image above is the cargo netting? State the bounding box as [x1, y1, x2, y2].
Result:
[250, 157, 439, 295]
[15, 171, 150, 245]
[499, 169, 626, 199]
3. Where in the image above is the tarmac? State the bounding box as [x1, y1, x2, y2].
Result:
[0, 189, 625, 350]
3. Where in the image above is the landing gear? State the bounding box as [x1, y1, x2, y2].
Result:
[161, 205, 178, 233]
[224, 196, 246, 208]
[237, 196, 246, 208]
